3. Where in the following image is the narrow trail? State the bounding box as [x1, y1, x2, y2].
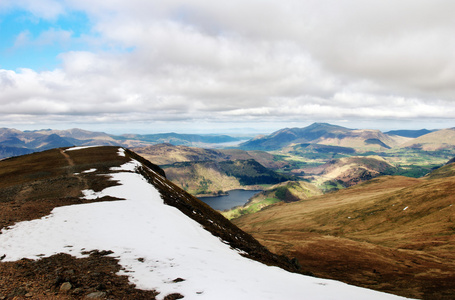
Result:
[59, 149, 75, 167]
[13, 149, 77, 202]
[59, 148, 89, 191]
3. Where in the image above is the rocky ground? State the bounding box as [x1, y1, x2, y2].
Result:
[0, 251, 168, 299]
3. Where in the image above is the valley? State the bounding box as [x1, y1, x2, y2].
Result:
[0, 146, 410, 300]
[1, 123, 455, 298]
[131, 124, 455, 217]
[2, 123, 454, 212]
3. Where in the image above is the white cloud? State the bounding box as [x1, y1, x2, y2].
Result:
[1, 0, 455, 132]
[13, 28, 73, 49]
[0, 0, 65, 20]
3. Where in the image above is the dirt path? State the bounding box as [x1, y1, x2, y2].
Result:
[60, 149, 75, 167]
[59, 148, 89, 192]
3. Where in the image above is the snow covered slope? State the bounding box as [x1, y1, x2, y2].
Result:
[0, 147, 411, 299]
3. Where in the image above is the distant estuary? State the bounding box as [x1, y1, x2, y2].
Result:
[199, 189, 261, 211]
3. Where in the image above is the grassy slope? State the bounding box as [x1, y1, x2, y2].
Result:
[0, 147, 129, 230]
[132, 144, 229, 165]
[317, 129, 410, 151]
[222, 181, 322, 219]
[163, 161, 242, 195]
[400, 128, 455, 150]
[163, 160, 293, 196]
[233, 173, 455, 299]
[313, 156, 397, 188]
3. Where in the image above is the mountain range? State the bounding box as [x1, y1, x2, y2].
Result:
[2, 122, 455, 298]
[0, 146, 409, 299]
[0, 128, 243, 159]
[2, 123, 454, 160]
[239, 123, 449, 151]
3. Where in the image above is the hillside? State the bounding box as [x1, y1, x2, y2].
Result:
[316, 129, 409, 151]
[424, 161, 455, 180]
[0, 128, 117, 159]
[120, 132, 241, 147]
[133, 143, 231, 165]
[385, 129, 434, 138]
[33, 128, 116, 142]
[223, 181, 322, 219]
[163, 159, 293, 196]
[240, 123, 409, 152]
[233, 168, 455, 299]
[0, 128, 243, 159]
[0, 145, 33, 159]
[0, 147, 408, 299]
[308, 156, 398, 190]
[240, 123, 352, 150]
[133, 143, 286, 170]
[400, 128, 455, 150]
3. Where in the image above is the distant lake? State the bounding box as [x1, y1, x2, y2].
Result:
[199, 189, 261, 211]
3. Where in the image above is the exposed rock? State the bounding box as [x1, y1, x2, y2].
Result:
[85, 291, 107, 298]
[163, 293, 184, 300]
[59, 282, 72, 292]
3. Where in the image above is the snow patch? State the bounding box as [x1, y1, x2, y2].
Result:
[80, 189, 106, 200]
[82, 168, 97, 173]
[117, 148, 126, 157]
[110, 160, 141, 172]
[0, 160, 411, 300]
[403, 206, 409, 211]
[64, 145, 101, 152]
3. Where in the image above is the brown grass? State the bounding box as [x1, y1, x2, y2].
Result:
[233, 174, 455, 299]
[0, 147, 128, 230]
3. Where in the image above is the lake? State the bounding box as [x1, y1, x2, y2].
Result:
[199, 189, 261, 211]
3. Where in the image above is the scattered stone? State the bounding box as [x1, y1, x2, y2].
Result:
[172, 278, 185, 283]
[60, 282, 72, 292]
[163, 293, 184, 300]
[72, 288, 84, 295]
[25, 292, 33, 297]
[64, 269, 75, 275]
[85, 291, 107, 298]
[291, 257, 301, 270]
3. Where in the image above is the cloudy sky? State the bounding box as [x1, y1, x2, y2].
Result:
[1, 0, 454, 134]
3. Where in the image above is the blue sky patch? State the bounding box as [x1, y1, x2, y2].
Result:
[0, 9, 92, 71]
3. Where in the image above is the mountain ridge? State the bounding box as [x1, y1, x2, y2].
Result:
[0, 146, 408, 299]
[240, 123, 414, 151]
[0, 128, 244, 159]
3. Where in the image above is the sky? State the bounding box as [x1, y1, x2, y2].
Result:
[1, 0, 454, 135]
